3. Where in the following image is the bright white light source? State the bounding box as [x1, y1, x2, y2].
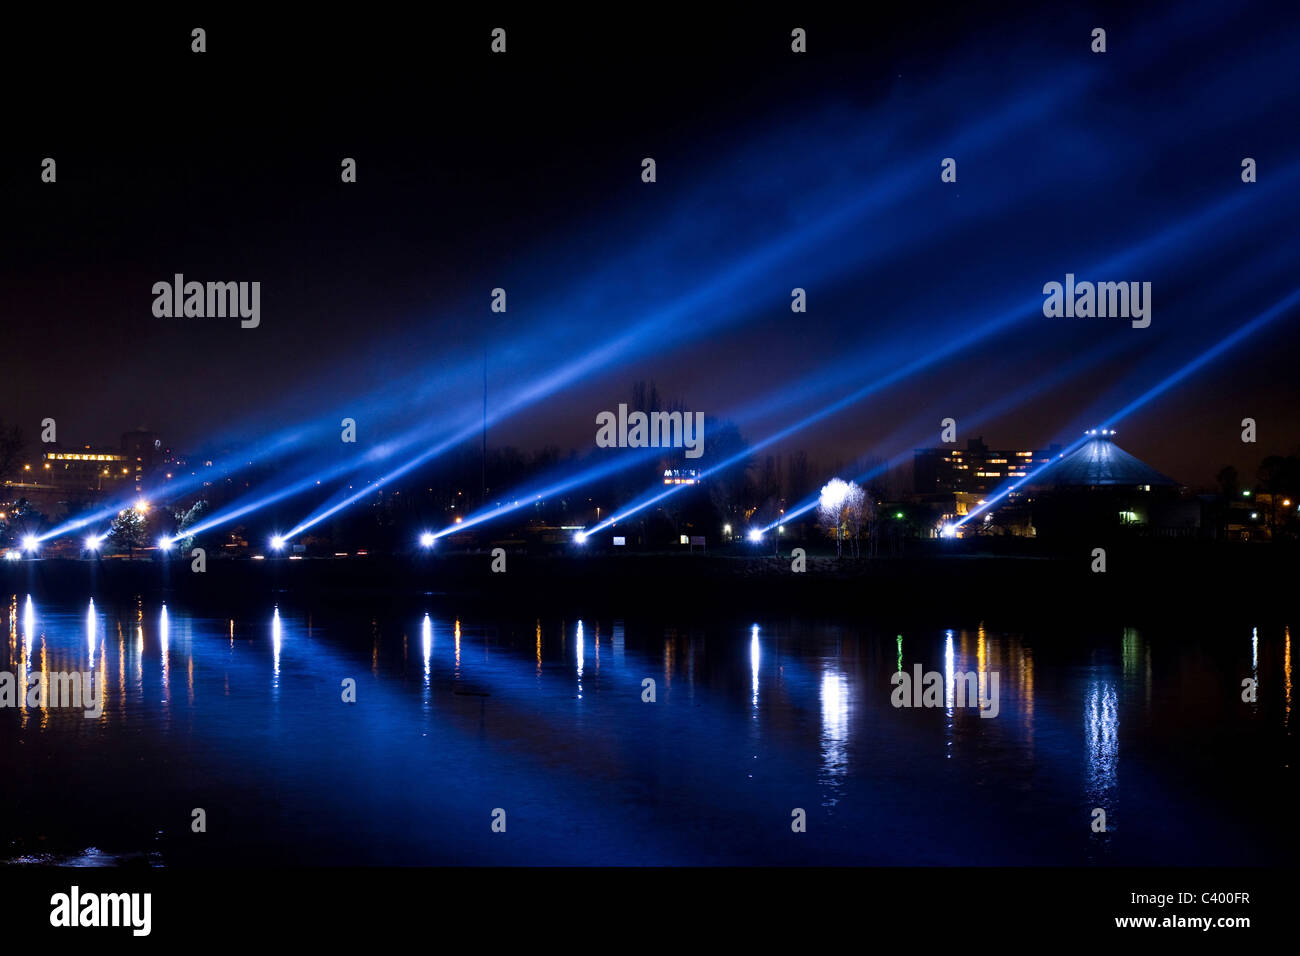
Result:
[747, 528, 764, 542]
[940, 524, 957, 538]
[158, 536, 173, 549]
[574, 531, 587, 544]
[270, 535, 286, 550]
[21, 535, 38, 553]
[419, 531, 436, 548]
[85, 535, 101, 550]
[3, 551, 20, 561]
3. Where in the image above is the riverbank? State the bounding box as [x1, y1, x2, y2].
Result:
[2, 538, 1294, 626]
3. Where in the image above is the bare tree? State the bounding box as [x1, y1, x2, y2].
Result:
[843, 481, 868, 557]
[818, 478, 865, 556]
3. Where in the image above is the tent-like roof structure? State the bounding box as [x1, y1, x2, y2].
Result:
[1033, 432, 1178, 489]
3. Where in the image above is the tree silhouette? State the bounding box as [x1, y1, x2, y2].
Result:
[110, 507, 147, 559]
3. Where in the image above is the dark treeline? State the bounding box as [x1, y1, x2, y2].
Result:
[5, 403, 1298, 554]
[0, 389, 833, 553]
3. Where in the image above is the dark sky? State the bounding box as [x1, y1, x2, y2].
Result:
[2, 2, 1298, 495]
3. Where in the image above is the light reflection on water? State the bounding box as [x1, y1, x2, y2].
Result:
[575, 620, 584, 700]
[271, 605, 281, 694]
[422, 613, 432, 683]
[86, 600, 97, 670]
[1286, 626, 1292, 737]
[0, 595, 1293, 867]
[160, 603, 170, 712]
[819, 668, 850, 802]
[1084, 682, 1120, 807]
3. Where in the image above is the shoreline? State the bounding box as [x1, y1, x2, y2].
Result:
[4, 540, 1295, 626]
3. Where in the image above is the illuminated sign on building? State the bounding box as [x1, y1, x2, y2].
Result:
[662, 468, 700, 485]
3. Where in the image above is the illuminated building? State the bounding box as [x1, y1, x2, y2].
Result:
[1025, 431, 1185, 538]
[662, 468, 700, 485]
[40, 448, 132, 492]
[910, 491, 987, 538]
[1035, 430, 1176, 491]
[121, 429, 163, 484]
[913, 437, 1062, 495]
[3, 431, 173, 523]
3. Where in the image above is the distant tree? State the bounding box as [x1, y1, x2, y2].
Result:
[758, 455, 781, 503]
[1256, 455, 1300, 495]
[172, 499, 210, 552]
[818, 478, 863, 557]
[1216, 465, 1239, 500]
[786, 451, 815, 505]
[842, 481, 867, 557]
[630, 380, 662, 414]
[0, 421, 24, 479]
[109, 507, 147, 559]
[2, 498, 44, 547]
[881, 504, 919, 554]
[702, 419, 752, 528]
[1257, 454, 1300, 533]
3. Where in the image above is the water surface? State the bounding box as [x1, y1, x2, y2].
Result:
[1, 594, 1292, 865]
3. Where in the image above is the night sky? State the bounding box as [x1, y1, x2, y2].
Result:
[3, 2, 1298, 495]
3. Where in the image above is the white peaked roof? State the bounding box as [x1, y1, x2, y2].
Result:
[1035, 435, 1178, 488]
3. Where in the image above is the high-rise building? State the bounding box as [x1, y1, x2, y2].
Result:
[121, 429, 162, 486]
[41, 446, 134, 492]
[913, 437, 1061, 495]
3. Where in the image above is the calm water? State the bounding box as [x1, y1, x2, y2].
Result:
[0, 593, 1293, 866]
